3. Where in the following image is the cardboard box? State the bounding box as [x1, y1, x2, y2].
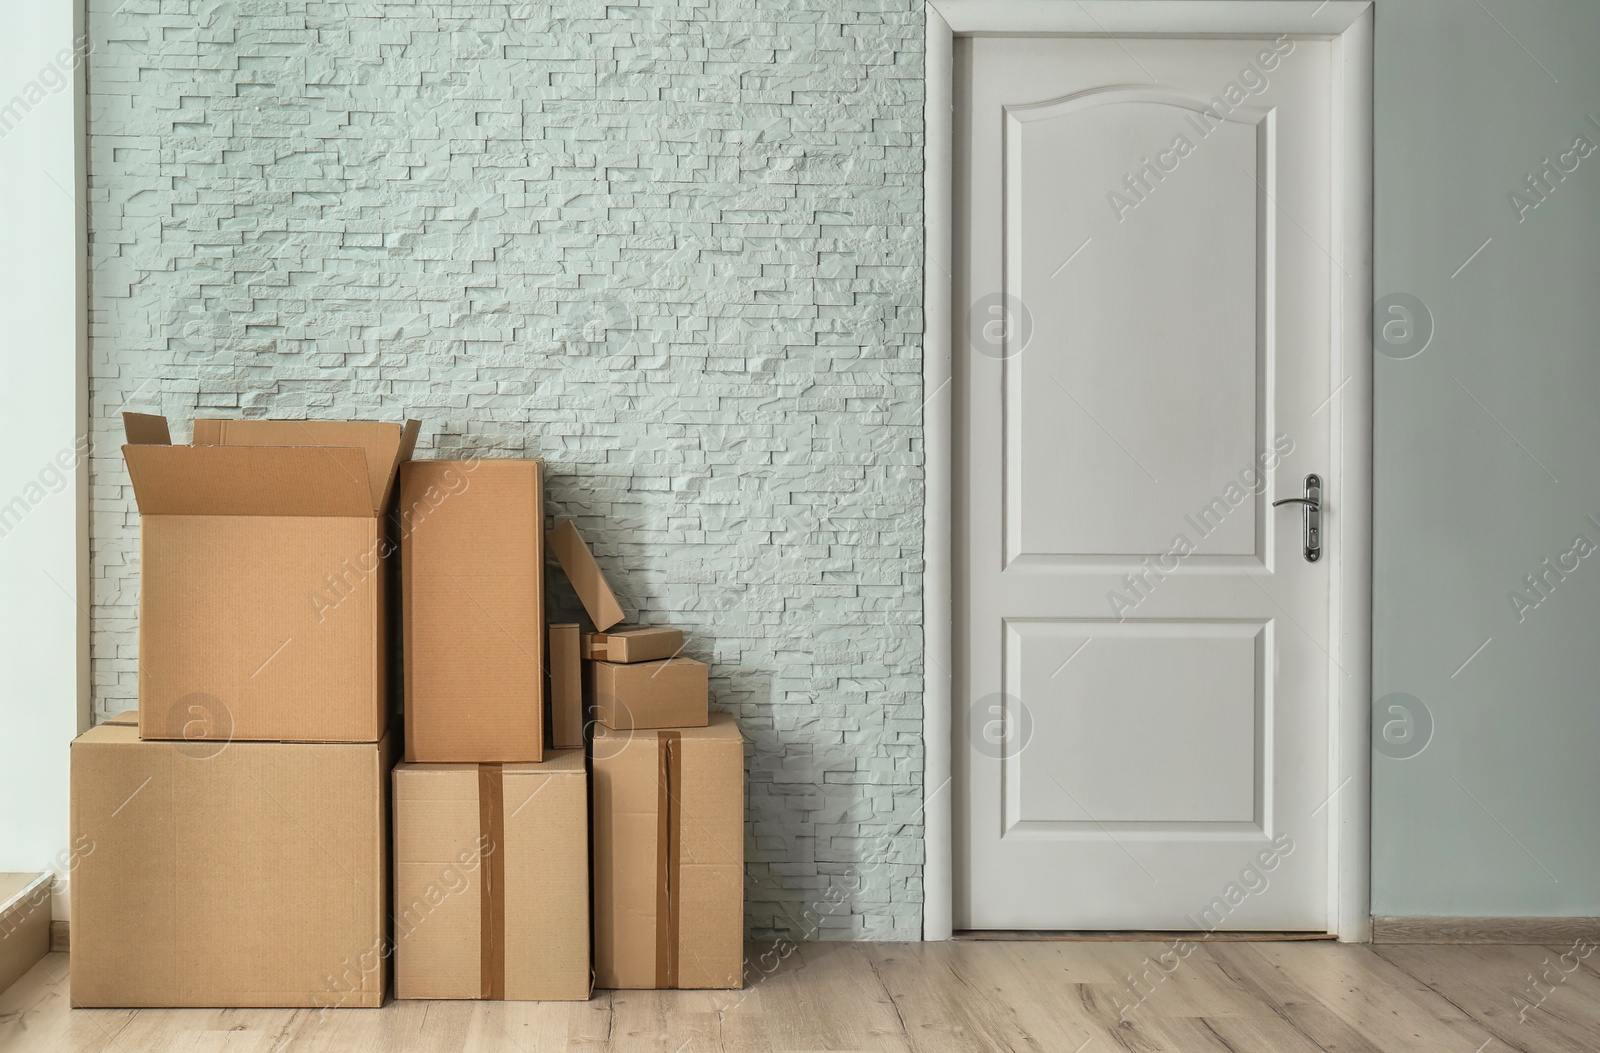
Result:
[581, 627, 685, 664]
[102, 709, 138, 727]
[549, 624, 584, 749]
[393, 752, 590, 1001]
[592, 713, 744, 989]
[589, 658, 709, 731]
[548, 519, 625, 631]
[401, 459, 545, 763]
[70, 724, 393, 1008]
[122, 413, 419, 743]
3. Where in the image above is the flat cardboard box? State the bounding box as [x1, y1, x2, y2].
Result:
[547, 519, 625, 631]
[589, 658, 709, 731]
[393, 753, 590, 1000]
[401, 460, 544, 763]
[70, 724, 392, 1007]
[102, 709, 138, 727]
[122, 413, 419, 743]
[592, 713, 744, 989]
[581, 627, 685, 664]
[549, 624, 583, 749]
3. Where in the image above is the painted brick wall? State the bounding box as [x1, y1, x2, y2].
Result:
[84, 0, 926, 939]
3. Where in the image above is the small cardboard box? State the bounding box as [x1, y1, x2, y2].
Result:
[589, 657, 709, 731]
[401, 460, 545, 763]
[581, 627, 685, 664]
[393, 753, 590, 1001]
[548, 624, 584, 749]
[592, 713, 744, 989]
[121, 413, 419, 743]
[70, 724, 393, 1008]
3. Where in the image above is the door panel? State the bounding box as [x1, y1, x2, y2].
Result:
[1007, 620, 1263, 827]
[1008, 91, 1264, 562]
[956, 35, 1334, 931]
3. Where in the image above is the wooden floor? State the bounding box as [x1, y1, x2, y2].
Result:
[4, 941, 1600, 1052]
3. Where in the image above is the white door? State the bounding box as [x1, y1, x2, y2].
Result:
[955, 35, 1336, 930]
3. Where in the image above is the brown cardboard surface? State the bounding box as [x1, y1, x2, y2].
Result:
[121, 411, 171, 446]
[193, 418, 420, 512]
[138, 515, 388, 742]
[547, 520, 625, 631]
[124, 414, 413, 744]
[101, 710, 138, 727]
[70, 725, 392, 1008]
[393, 753, 589, 1001]
[549, 624, 583, 750]
[124, 444, 375, 517]
[589, 658, 708, 731]
[581, 627, 685, 664]
[401, 460, 545, 763]
[592, 713, 743, 990]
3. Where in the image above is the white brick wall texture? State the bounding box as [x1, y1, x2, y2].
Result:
[84, 1, 926, 939]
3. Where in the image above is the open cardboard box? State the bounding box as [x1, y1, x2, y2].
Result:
[121, 413, 419, 743]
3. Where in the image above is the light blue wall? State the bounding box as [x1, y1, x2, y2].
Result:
[1372, 0, 1600, 915]
[83, 0, 925, 940]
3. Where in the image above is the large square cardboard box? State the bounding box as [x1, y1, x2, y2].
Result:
[70, 723, 393, 1008]
[400, 459, 545, 762]
[592, 712, 744, 989]
[121, 413, 419, 743]
[393, 752, 590, 1000]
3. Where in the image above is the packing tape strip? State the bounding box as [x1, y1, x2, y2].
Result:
[655, 732, 682, 989]
[478, 763, 506, 1000]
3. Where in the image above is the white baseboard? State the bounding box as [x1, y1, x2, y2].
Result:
[0, 874, 53, 994]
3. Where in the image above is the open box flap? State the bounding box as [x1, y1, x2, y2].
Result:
[191, 418, 421, 513]
[122, 412, 172, 446]
[548, 519, 626, 631]
[122, 443, 375, 517]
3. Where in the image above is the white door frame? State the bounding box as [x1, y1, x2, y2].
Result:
[922, 0, 1375, 942]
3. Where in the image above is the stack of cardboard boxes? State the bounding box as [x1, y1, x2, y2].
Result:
[69, 416, 743, 1008]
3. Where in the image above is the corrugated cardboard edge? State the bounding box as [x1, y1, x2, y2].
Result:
[371, 418, 423, 512]
[547, 519, 626, 631]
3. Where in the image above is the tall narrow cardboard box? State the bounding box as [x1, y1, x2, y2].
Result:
[401, 459, 545, 762]
[592, 713, 745, 989]
[548, 624, 583, 749]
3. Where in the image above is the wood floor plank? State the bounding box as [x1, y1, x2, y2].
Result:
[5, 941, 1600, 1052]
[752, 943, 908, 1053]
[1202, 943, 1396, 1053]
[1236, 939, 1491, 1050]
[863, 941, 1135, 1053]
[0, 954, 135, 1053]
[1375, 944, 1600, 1053]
